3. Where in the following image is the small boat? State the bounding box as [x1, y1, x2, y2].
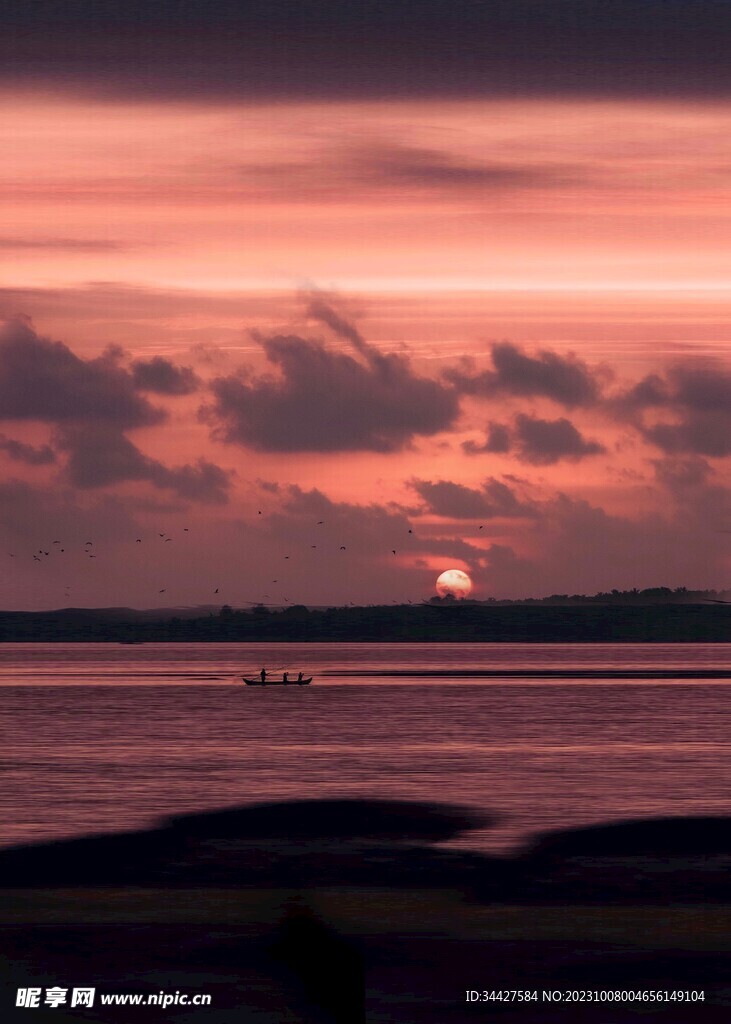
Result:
[242, 675, 312, 686]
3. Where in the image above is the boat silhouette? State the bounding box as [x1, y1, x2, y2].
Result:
[243, 674, 312, 686]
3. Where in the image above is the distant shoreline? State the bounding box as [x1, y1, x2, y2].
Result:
[0, 603, 728, 643]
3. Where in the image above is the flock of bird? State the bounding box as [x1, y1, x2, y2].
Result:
[9, 513, 488, 606]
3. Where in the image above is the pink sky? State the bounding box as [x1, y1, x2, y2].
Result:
[0, 92, 729, 608]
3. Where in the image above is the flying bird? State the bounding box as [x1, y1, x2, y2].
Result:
[479, 525, 484, 530]
[408, 529, 412, 534]
[158, 533, 166, 538]
[52, 540, 61, 544]
[311, 545, 317, 549]
[164, 538, 172, 542]
[158, 589, 166, 593]
[183, 528, 189, 532]
[214, 588, 219, 593]
[340, 546, 346, 550]
[392, 550, 396, 555]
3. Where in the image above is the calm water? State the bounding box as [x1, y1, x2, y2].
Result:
[1, 642, 729, 853]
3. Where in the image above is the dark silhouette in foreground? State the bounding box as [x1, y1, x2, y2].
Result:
[1, 799, 729, 1021]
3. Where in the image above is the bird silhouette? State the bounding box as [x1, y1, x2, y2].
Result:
[164, 538, 172, 542]
[52, 540, 61, 544]
[183, 528, 189, 532]
[158, 533, 166, 538]
[136, 539, 142, 543]
[33, 555, 40, 562]
[311, 545, 317, 549]
[258, 511, 262, 515]
[479, 525, 484, 530]
[392, 550, 396, 555]
[317, 521, 324, 525]
[340, 546, 346, 550]
[8, 553, 14, 557]
[408, 529, 412, 534]
[284, 556, 289, 559]
[214, 588, 219, 594]
[159, 589, 166, 593]
[89, 554, 97, 559]
[85, 541, 93, 546]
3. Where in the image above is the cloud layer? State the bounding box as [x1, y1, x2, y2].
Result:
[1, 1, 728, 99]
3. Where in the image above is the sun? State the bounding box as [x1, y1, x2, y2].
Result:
[435, 569, 473, 599]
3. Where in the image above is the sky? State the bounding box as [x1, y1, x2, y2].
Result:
[0, 0, 729, 609]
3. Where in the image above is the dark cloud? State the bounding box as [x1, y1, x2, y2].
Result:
[57, 427, 232, 504]
[463, 414, 605, 465]
[614, 373, 669, 413]
[205, 304, 459, 452]
[0, 433, 55, 466]
[513, 414, 605, 465]
[671, 364, 731, 412]
[0, 1, 727, 100]
[411, 478, 536, 519]
[131, 356, 200, 395]
[643, 412, 731, 458]
[614, 361, 731, 457]
[471, 484, 731, 599]
[0, 318, 164, 428]
[651, 456, 713, 492]
[448, 342, 602, 408]
[462, 421, 511, 456]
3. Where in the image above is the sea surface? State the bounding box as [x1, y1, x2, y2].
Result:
[1, 642, 729, 853]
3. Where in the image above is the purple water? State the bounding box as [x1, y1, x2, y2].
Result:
[1, 643, 729, 853]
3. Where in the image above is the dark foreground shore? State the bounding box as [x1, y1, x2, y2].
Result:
[1, 799, 730, 1022]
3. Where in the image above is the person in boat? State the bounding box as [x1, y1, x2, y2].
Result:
[282, 672, 289, 683]
[297, 671, 304, 682]
[260, 668, 266, 683]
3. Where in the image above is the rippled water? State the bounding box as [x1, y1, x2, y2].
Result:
[1, 643, 729, 852]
